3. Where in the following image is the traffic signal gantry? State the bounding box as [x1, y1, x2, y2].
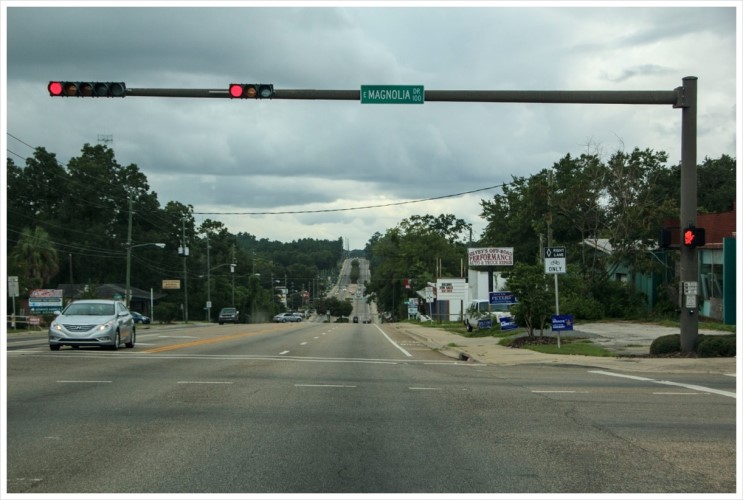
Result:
[46, 76, 703, 351]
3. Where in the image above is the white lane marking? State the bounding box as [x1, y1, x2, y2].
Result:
[295, 384, 356, 388]
[300, 342, 308, 345]
[409, 387, 441, 391]
[724, 373, 736, 377]
[314, 337, 319, 339]
[532, 390, 577, 393]
[177, 381, 233, 384]
[653, 392, 703, 395]
[589, 370, 736, 399]
[374, 325, 412, 357]
[424, 362, 487, 366]
[57, 380, 112, 383]
[279, 350, 290, 355]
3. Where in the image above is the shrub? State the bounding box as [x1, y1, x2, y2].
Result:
[649, 334, 681, 355]
[561, 295, 604, 320]
[154, 303, 178, 324]
[696, 334, 736, 358]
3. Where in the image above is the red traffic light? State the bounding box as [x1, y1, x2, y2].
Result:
[48, 81, 126, 97]
[48, 81, 64, 96]
[683, 226, 705, 248]
[228, 83, 274, 99]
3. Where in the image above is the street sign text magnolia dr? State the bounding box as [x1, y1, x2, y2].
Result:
[361, 85, 424, 104]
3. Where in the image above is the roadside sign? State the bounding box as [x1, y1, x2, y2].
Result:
[162, 279, 181, 290]
[551, 314, 574, 331]
[8, 276, 19, 297]
[683, 281, 698, 295]
[685, 295, 697, 308]
[489, 291, 517, 305]
[499, 316, 517, 331]
[361, 85, 424, 104]
[543, 247, 566, 259]
[544, 247, 567, 274]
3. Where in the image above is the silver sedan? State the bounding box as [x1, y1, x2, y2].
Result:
[48, 299, 135, 350]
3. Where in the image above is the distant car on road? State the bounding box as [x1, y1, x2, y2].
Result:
[353, 316, 359, 323]
[131, 311, 151, 324]
[48, 299, 135, 350]
[273, 312, 302, 323]
[218, 307, 240, 325]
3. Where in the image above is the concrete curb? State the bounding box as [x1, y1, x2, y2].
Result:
[392, 323, 738, 375]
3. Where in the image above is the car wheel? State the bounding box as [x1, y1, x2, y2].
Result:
[111, 331, 120, 350]
[50, 344, 61, 351]
[125, 329, 135, 348]
[219, 322, 224, 325]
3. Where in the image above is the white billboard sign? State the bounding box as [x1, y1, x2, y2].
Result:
[436, 278, 467, 301]
[468, 247, 514, 267]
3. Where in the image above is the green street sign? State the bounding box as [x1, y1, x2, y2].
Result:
[361, 85, 424, 104]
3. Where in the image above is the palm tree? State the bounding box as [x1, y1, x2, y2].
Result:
[10, 227, 60, 290]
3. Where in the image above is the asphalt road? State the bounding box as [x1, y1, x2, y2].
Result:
[5, 322, 737, 494]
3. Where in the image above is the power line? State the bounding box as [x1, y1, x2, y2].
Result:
[193, 183, 508, 216]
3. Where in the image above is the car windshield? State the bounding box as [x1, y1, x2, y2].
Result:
[64, 303, 114, 316]
[222, 308, 236, 314]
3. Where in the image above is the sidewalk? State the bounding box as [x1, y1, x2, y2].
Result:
[391, 322, 738, 375]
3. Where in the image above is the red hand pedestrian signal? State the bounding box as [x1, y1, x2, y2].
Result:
[683, 226, 705, 248]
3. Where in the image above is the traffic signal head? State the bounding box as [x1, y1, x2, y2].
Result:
[48, 81, 126, 97]
[228, 83, 274, 99]
[658, 228, 671, 249]
[682, 225, 705, 248]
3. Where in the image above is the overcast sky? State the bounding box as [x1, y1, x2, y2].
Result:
[2, 1, 740, 250]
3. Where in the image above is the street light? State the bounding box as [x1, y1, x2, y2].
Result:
[126, 242, 165, 307]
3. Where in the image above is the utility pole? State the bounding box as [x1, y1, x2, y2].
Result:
[231, 244, 236, 307]
[181, 217, 189, 323]
[206, 234, 211, 322]
[125, 194, 133, 306]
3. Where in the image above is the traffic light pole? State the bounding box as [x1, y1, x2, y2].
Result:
[678, 77, 698, 353]
[72, 79, 700, 351]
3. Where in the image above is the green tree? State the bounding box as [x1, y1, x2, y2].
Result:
[9, 227, 60, 291]
[504, 263, 553, 337]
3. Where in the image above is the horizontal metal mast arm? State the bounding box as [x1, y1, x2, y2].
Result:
[127, 87, 680, 105]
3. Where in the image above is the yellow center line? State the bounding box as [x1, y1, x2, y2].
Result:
[142, 326, 286, 353]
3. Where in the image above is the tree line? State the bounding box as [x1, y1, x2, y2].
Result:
[363, 149, 735, 326]
[7, 144, 344, 321]
[6, 142, 735, 326]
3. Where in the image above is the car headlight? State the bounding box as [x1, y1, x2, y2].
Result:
[97, 320, 114, 332]
[52, 322, 62, 331]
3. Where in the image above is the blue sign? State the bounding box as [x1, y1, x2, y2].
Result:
[489, 291, 517, 305]
[477, 318, 493, 329]
[499, 316, 518, 331]
[551, 314, 574, 331]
